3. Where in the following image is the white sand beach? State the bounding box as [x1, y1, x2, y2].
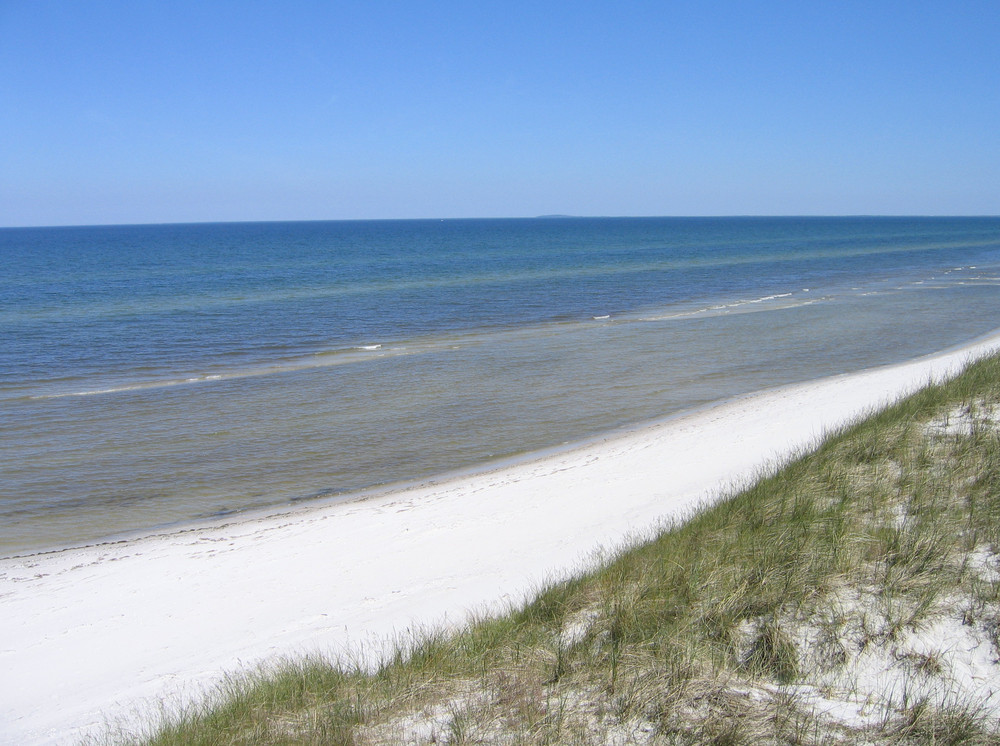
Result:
[3, 332, 1000, 745]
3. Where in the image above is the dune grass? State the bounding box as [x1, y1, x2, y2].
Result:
[105, 353, 1000, 745]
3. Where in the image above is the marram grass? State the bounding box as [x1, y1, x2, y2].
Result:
[102, 353, 1000, 745]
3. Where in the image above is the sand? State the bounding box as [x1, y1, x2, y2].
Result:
[3, 332, 1000, 745]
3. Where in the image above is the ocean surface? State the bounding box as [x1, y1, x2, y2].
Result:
[2, 216, 1000, 555]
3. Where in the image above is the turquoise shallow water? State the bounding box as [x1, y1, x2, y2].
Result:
[2, 217, 1000, 554]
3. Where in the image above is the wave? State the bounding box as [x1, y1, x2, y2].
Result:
[39, 375, 226, 398]
[21, 344, 395, 401]
[0, 288, 882, 401]
[636, 292, 808, 322]
[12, 268, 996, 402]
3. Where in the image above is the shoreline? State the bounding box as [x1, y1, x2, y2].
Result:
[12, 324, 989, 563]
[3, 332, 1000, 744]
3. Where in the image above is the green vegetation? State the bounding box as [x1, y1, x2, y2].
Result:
[106, 354, 1000, 745]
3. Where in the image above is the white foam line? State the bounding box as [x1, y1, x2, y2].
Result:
[3, 330, 1000, 744]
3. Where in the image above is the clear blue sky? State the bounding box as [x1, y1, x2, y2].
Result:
[1, 0, 998, 226]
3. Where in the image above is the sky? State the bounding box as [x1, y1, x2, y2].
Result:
[1, 0, 998, 226]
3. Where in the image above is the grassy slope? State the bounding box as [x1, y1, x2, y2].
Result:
[108, 354, 1000, 745]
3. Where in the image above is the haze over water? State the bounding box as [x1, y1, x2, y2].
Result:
[3, 216, 1000, 555]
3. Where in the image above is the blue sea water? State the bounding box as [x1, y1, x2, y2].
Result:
[2, 217, 1000, 554]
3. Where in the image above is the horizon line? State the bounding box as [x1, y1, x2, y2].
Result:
[3, 213, 1000, 231]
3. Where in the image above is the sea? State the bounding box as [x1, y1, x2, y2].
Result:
[2, 216, 1000, 556]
